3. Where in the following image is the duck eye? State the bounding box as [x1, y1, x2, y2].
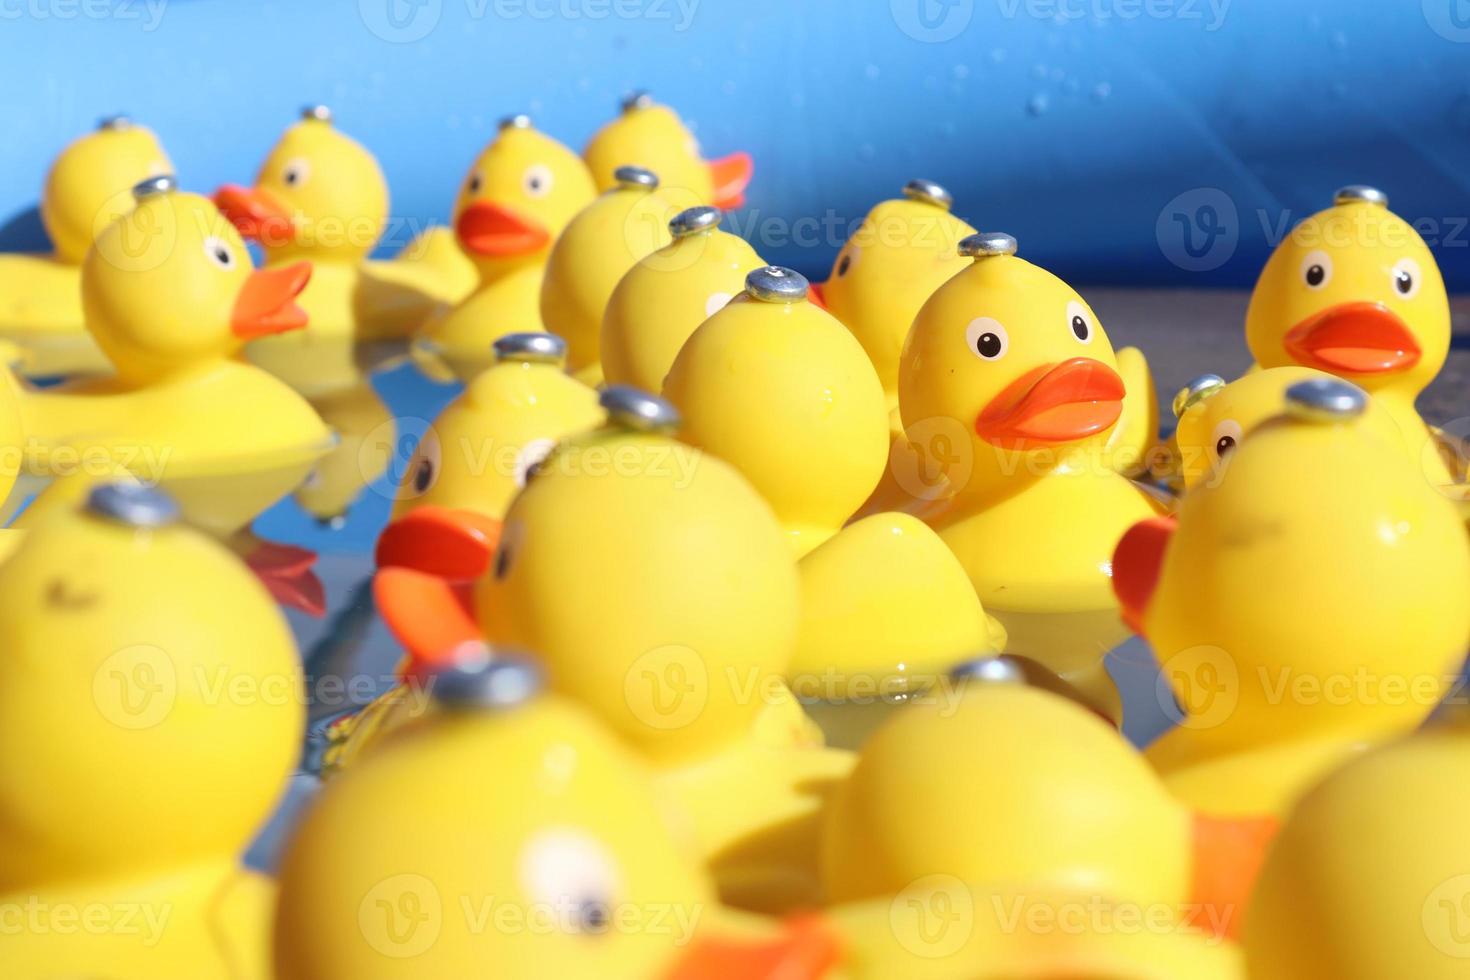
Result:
[964, 317, 1009, 361]
[467, 173, 483, 195]
[519, 830, 623, 936]
[1301, 250, 1332, 290]
[1065, 300, 1094, 344]
[1210, 419, 1243, 463]
[403, 431, 441, 498]
[412, 457, 435, 494]
[514, 438, 557, 489]
[202, 236, 235, 270]
[523, 164, 554, 199]
[1215, 435, 1236, 456]
[1391, 258, 1421, 299]
[281, 157, 311, 188]
[574, 899, 611, 935]
[704, 291, 732, 319]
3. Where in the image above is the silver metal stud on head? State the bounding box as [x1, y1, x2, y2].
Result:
[132, 174, 177, 201]
[431, 652, 544, 711]
[903, 178, 954, 211]
[621, 90, 655, 114]
[85, 481, 180, 529]
[669, 206, 721, 238]
[1172, 373, 1227, 419]
[500, 113, 533, 132]
[97, 114, 133, 131]
[950, 656, 1025, 685]
[1285, 377, 1368, 422]
[493, 332, 566, 367]
[599, 385, 681, 434]
[1334, 185, 1388, 209]
[301, 105, 332, 123]
[613, 165, 660, 191]
[958, 232, 1018, 259]
[746, 266, 809, 304]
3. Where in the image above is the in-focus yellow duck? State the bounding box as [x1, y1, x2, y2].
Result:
[539, 165, 683, 384]
[823, 657, 1276, 945]
[0, 116, 173, 377]
[215, 105, 475, 348]
[1246, 706, 1470, 980]
[416, 114, 596, 381]
[1114, 377, 1470, 818]
[13, 176, 332, 537]
[373, 387, 852, 914]
[584, 91, 753, 209]
[899, 233, 1163, 722]
[0, 482, 303, 978]
[375, 332, 604, 577]
[600, 205, 765, 392]
[1246, 185, 1460, 486]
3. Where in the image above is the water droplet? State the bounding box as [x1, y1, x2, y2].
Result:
[1031, 62, 1048, 80]
[865, 64, 881, 80]
[1091, 81, 1112, 102]
[1027, 93, 1049, 117]
[990, 47, 1007, 63]
[953, 64, 971, 80]
[1330, 30, 1348, 50]
[859, 143, 877, 160]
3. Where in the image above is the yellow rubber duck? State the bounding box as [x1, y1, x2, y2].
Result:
[215, 105, 475, 348]
[1245, 707, 1470, 980]
[0, 481, 304, 978]
[374, 387, 852, 914]
[13, 176, 333, 537]
[898, 232, 1162, 722]
[823, 658, 1276, 944]
[600, 205, 765, 393]
[539, 165, 683, 384]
[375, 332, 604, 577]
[663, 266, 890, 556]
[416, 114, 596, 381]
[1113, 377, 1470, 818]
[1246, 185, 1459, 486]
[0, 115, 173, 376]
[584, 91, 753, 209]
[288, 363, 396, 525]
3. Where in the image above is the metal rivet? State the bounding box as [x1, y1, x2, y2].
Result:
[950, 656, 1026, 685]
[1285, 378, 1367, 422]
[1334, 185, 1388, 209]
[958, 232, 1018, 259]
[902, 178, 954, 211]
[613, 165, 660, 190]
[493, 332, 566, 367]
[745, 266, 809, 304]
[1172, 373, 1227, 420]
[300, 105, 332, 123]
[599, 385, 681, 434]
[431, 652, 544, 711]
[669, 206, 721, 238]
[132, 174, 177, 201]
[85, 482, 180, 528]
[499, 113, 533, 132]
[621, 90, 655, 114]
[97, 114, 133, 132]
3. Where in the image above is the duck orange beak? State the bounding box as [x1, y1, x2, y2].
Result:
[662, 915, 840, 980]
[1283, 301, 1422, 375]
[708, 151, 753, 210]
[455, 201, 550, 257]
[807, 279, 829, 310]
[231, 262, 311, 339]
[213, 184, 297, 246]
[1111, 515, 1176, 635]
[1187, 811, 1280, 941]
[374, 568, 484, 680]
[375, 506, 502, 580]
[974, 356, 1125, 450]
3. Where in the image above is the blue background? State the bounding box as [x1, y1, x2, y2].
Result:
[4, 0, 1470, 287]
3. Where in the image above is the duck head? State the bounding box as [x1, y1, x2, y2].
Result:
[584, 92, 753, 210]
[42, 115, 174, 266]
[453, 115, 596, 279]
[214, 105, 389, 264]
[82, 176, 311, 383]
[1246, 186, 1449, 400]
[899, 233, 1127, 493]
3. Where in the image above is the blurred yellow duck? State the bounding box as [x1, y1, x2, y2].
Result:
[584, 91, 753, 209]
[899, 233, 1163, 722]
[600, 205, 765, 392]
[214, 105, 475, 346]
[0, 115, 173, 376]
[1114, 377, 1470, 818]
[1246, 185, 1460, 486]
[1246, 706, 1470, 980]
[416, 114, 596, 381]
[539, 164, 681, 383]
[11, 177, 332, 538]
[0, 482, 304, 978]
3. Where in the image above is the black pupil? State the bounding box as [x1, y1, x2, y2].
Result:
[1306, 264, 1325, 286]
[1396, 270, 1413, 294]
[469, 177, 480, 192]
[1216, 435, 1236, 457]
[494, 543, 513, 580]
[412, 458, 434, 493]
[837, 254, 851, 277]
[285, 170, 298, 185]
[214, 247, 230, 264]
[976, 333, 1003, 358]
[528, 177, 542, 191]
[577, 899, 610, 933]
[1071, 315, 1088, 340]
